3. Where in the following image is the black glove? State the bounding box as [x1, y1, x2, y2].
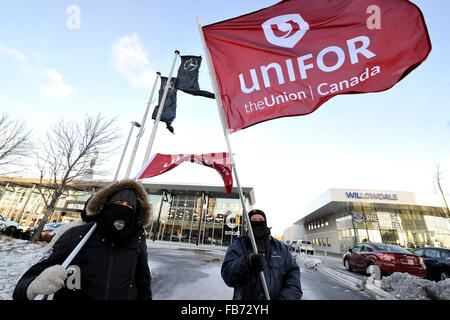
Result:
[245, 253, 265, 273]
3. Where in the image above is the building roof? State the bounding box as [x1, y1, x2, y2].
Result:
[294, 188, 446, 225]
[0, 176, 256, 205]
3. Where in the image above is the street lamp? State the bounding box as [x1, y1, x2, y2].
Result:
[114, 121, 141, 181]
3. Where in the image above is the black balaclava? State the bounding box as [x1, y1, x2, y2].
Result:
[97, 189, 138, 245]
[248, 209, 271, 256]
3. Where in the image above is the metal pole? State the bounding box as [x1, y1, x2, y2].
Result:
[152, 191, 166, 241]
[196, 192, 206, 246]
[124, 72, 161, 179]
[197, 17, 270, 300]
[141, 50, 180, 170]
[114, 122, 137, 181]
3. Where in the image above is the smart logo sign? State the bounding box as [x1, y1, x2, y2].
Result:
[225, 214, 240, 236]
[203, 0, 431, 132]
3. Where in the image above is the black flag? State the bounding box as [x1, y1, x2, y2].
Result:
[175, 55, 215, 99]
[152, 76, 178, 134]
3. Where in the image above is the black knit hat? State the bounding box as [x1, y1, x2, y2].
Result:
[248, 209, 266, 224]
[107, 188, 137, 209]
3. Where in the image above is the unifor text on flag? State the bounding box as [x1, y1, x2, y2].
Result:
[152, 76, 178, 134]
[202, 0, 431, 132]
[135, 152, 233, 195]
[176, 55, 215, 99]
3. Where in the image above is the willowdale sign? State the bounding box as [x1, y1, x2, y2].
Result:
[345, 192, 398, 201]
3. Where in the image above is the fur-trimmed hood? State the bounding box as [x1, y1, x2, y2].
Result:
[86, 179, 152, 227]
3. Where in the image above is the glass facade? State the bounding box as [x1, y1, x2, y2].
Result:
[147, 191, 248, 246]
[334, 202, 450, 253]
[0, 183, 91, 227]
[0, 180, 252, 247]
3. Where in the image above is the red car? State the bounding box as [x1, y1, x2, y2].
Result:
[40, 223, 66, 242]
[343, 242, 426, 278]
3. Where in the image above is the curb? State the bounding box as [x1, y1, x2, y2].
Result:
[313, 265, 397, 300]
[316, 265, 363, 291]
[364, 281, 398, 300]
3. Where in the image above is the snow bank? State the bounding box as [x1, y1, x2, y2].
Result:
[0, 236, 47, 300]
[295, 253, 322, 269]
[381, 272, 450, 300]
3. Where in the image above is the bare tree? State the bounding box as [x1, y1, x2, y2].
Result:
[30, 113, 121, 243]
[0, 113, 33, 174]
[433, 162, 450, 215]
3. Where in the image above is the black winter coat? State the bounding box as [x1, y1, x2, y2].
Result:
[221, 235, 302, 300]
[13, 222, 152, 300]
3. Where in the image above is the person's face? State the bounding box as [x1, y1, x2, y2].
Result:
[250, 214, 265, 222]
[113, 200, 134, 210]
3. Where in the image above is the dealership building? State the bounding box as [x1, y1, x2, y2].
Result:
[0, 176, 254, 247]
[285, 188, 450, 254]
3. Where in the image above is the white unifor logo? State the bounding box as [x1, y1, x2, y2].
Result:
[183, 58, 199, 72]
[113, 220, 125, 230]
[262, 14, 309, 48]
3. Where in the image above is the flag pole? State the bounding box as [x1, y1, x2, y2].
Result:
[196, 16, 270, 300]
[141, 50, 180, 173]
[125, 72, 161, 179]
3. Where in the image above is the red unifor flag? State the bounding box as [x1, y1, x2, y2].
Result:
[136, 152, 233, 195]
[202, 0, 431, 133]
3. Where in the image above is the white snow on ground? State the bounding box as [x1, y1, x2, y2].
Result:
[381, 273, 450, 300]
[294, 252, 322, 269]
[0, 236, 47, 300]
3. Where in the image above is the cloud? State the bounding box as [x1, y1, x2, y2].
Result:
[41, 69, 73, 98]
[0, 43, 73, 98]
[111, 33, 155, 88]
[0, 45, 27, 62]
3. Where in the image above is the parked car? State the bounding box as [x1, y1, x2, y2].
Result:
[284, 240, 292, 249]
[40, 223, 66, 242]
[0, 214, 19, 233]
[289, 240, 298, 252]
[343, 242, 426, 278]
[292, 240, 315, 255]
[411, 247, 450, 281]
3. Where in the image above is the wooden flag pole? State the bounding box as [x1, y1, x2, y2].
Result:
[124, 72, 162, 179]
[196, 17, 271, 300]
[141, 50, 180, 172]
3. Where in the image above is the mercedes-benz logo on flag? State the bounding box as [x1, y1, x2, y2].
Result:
[262, 13, 309, 48]
[183, 58, 199, 72]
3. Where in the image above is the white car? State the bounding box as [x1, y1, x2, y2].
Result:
[293, 240, 315, 255]
[0, 214, 19, 232]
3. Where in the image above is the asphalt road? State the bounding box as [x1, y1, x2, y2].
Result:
[147, 243, 371, 300]
[300, 266, 371, 300]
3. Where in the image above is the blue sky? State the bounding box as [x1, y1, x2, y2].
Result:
[0, 0, 449, 235]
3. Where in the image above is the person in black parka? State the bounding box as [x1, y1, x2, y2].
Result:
[221, 209, 302, 300]
[13, 179, 152, 300]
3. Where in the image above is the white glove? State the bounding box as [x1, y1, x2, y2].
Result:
[26, 265, 68, 300]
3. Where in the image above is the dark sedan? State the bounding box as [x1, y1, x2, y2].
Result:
[411, 247, 450, 281]
[343, 242, 427, 278]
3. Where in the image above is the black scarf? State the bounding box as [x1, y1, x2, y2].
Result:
[249, 221, 271, 256]
[97, 203, 137, 245]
